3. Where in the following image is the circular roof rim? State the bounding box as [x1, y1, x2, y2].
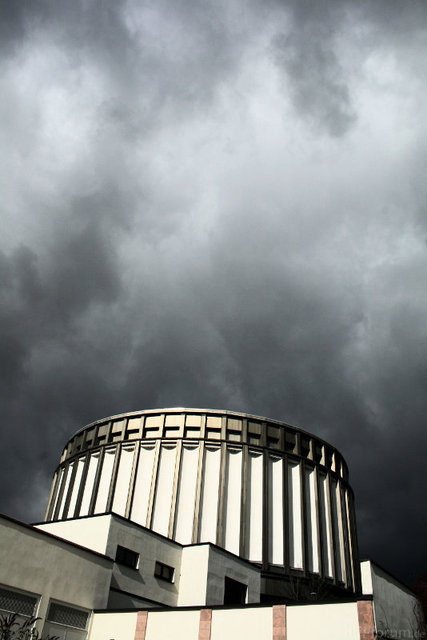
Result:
[68, 407, 347, 462]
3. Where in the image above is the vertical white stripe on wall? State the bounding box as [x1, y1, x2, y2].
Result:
[52, 468, 65, 518]
[288, 462, 303, 569]
[200, 445, 221, 544]
[59, 463, 74, 519]
[337, 482, 347, 584]
[269, 456, 284, 565]
[112, 445, 135, 517]
[80, 453, 99, 516]
[131, 444, 156, 527]
[319, 473, 333, 577]
[152, 445, 177, 536]
[68, 457, 85, 518]
[174, 444, 200, 544]
[94, 448, 116, 514]
[330, 478, 343, 581]
[224, 448, 243, 555]
[309, 468, 320, 573]
[304, 467, 320, 573]
[340, 485, 351, 588]
[248, 451, 263, 562]
[345, 489, 355, 588]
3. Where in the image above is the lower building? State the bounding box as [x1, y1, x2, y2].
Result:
[0, 409, 423, 639]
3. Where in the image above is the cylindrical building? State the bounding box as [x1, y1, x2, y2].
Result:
[45, 408, 360, 600]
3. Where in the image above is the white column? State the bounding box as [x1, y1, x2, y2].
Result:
[269, 456, 284, 565]
[59, 463, 74, 519]
[200, 445, 221, 544]
[131, 444, 156, 527]
[67, 457, 85, 518]
[345, 488, 356, 588]
[112, 445, 135, 517]
[247, 451, 263, 562]
[152, 444, 177, 536]
[338, 482, 348, 583]
[94, 448, 116, 514]
[304, 467, 320, 573]
[288, 462, 303, 569]
[224, 447, 243, 555]
[80, 453, 100, 516]
[52, 468, 65, 518]
[174, 444, 200, 544]
[319, 473, 333, 577]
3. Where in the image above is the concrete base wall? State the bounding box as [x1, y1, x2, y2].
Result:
[90, 601, 371, 640]
[361, 560, 423, 640]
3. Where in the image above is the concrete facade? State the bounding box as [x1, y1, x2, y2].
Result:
[0, 407, 423, 640]
[88, 601, 372, 640]
[361, 560, 423, 639]
[37, 513, 262, 609]
[44, 408, 360, 600]
[0, 514, 112, 638]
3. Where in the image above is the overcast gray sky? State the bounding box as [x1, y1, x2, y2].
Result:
[1, 0, 427, 584]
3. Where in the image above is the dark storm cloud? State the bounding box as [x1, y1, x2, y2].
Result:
[1, 0, 427, 587]
[273, 28, 356, 137]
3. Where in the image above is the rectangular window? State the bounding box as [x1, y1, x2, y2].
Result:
[223, 577, 247, 605]
[0, 585, 38, 618]
[115, 545, 139, 569]
[47, 602, 89, 629]
[154, 561, 175, 583]
[44, 601, 89, 640]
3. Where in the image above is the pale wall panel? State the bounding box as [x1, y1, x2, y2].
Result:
[152, 445, 177, 536]
[211, 607, 272, 640]
[94, 449, 116, 514]
[319, 474, 333, 577]
[145, 610, 199, 640]
[287, 602, 360, 640]
[288, 462, 303, 569]
[52, 468, 65, 518]
[269, 456, 284, 565]
[304, 467, 320, 573]
[68, 458, 85, 518]
[112, 445, 135, 517]
[200, 446, 221, 544]
[224, 448, 242, 555]
[131, 444, 156, 527]
[174, 445, 199, 544]
[60, 463, 74, 519]
[248, 452, 263, 562]
[80, 453, 100, 516]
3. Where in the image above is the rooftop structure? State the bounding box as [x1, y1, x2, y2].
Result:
[43, 408, 359, 601]
[0, 408, 422, 640]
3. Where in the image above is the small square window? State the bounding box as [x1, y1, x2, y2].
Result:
[115, 545, 139, 569]
[154, 561, 175, 583]
[47, 602, 89, 630]
[224, 577, 247, 605]
[0, 585, 38, 618]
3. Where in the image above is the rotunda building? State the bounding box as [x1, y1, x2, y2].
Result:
[44, 408, 360, 600]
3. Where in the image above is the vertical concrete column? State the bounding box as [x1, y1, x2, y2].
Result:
[357, 601, 375, 640]
[134, 611, 148, 640]
[198, 609, 212, 640]
[272, 604, 286, 640]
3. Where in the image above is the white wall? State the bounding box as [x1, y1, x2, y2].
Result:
[211, 607, 272, 640]
[105, 516, 183, 607]
[205, 546, 261, 605]
[0, 516, 112, 635]
[145, 610, 200, 640]
[36, 515, 112, 555]
[287, 602, 360, 640]
[361, 560, 423, 639]
[89, 612, 138, 640]
[177, 546, 210, 606]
